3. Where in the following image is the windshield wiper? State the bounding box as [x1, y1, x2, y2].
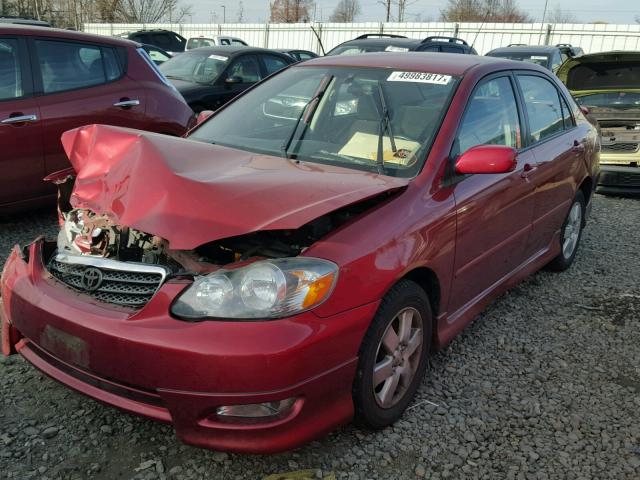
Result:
[376, 82, 397, 175]
[282, 74, 334, 159]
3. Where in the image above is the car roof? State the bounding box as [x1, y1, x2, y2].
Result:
[337, 38, 422, 49]
[488, 45, 558, 55]
[0, 24, 136, 47]
[299, 52, 531, 76]
[182, 46, 291, 56]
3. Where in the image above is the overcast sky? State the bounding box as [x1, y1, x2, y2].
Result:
[188, 0, 639, 24]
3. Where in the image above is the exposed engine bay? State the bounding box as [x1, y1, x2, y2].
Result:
[55, 191, 396, 276]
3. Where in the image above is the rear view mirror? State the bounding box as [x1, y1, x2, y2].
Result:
[455, 145, 517, 175]
[225, 75, 242, 85]
[196, 110, 214, 125]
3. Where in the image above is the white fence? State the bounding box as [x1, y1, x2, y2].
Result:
[84, 22, 640, 55]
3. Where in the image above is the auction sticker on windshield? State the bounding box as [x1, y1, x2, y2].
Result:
[208, 54, 228, 61]
[387, 71, 451, 85]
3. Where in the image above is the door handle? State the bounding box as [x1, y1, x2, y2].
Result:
[572, 139, 585, 152]
[1, 114, 38, 125]
[521, 162, 537, 179]
[113, 99, 140, 108]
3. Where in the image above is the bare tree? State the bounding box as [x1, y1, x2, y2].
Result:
[329, 0, 360, 22]
[440, 0, 531, 22]
[546, 5, 577, 23]
[236, 0, 244, 22]
[270, 0, 314, 22]
[396, 0, 417, 22]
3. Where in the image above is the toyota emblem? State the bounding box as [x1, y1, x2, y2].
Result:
[81, 267, 103, 291]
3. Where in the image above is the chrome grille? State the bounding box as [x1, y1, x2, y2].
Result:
[48, 254, 168, 308]
[601, 142, 639, 153]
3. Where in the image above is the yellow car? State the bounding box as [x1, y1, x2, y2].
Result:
[557, 51, 640, 195]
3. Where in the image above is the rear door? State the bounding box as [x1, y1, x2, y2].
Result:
[30, 38, 147, 175]
[514, 73, 587, 256]
[449, 74, 536, 313]
[0, 36, 45, 206]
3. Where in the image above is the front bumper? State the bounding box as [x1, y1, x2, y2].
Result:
[0, 240, 378, 453]
[597, 164, 640, 195]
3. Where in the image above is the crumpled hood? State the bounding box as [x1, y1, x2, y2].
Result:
[61, 124, 409, 250]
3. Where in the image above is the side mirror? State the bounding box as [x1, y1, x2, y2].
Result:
[196, 110, 214, 125]
[455, 145, 517, 175]
[225, 75, 242, 85]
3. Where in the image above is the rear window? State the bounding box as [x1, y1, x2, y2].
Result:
[488, 52, 550, 68]
[566, 62, 640, 90]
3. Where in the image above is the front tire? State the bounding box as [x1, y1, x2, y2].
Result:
[546, 190, 585, 272]
[353, 280, 432, 429]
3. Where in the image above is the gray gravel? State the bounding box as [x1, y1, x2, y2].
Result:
[1, 195, 639, 480]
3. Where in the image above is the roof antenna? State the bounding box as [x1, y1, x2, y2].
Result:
[471, 0, 495, 50]
[310, 24, 326, 55]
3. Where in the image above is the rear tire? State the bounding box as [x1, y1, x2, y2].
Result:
[546, 190, 585, 272]
[353, 280, 432, 429]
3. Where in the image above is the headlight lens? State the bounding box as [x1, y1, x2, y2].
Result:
[171, 257, 338, 320]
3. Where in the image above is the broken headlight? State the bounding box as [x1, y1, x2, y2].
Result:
[171, 257, 338, 320]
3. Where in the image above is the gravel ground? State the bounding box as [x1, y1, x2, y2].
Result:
[1, 195, 639, 480]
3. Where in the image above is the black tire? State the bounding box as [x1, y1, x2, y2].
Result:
[546, 190, 585, 272]
[353, 279, 432, 429]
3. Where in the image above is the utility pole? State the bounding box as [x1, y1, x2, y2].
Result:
[221, 5, 226, 23]
[386, 0, 390, 22]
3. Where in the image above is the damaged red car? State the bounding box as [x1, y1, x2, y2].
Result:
[1, 54, 599, 453]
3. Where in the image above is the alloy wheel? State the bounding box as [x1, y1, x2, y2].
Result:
[373, 307, 424, 408]
[562, 202, 582, 259]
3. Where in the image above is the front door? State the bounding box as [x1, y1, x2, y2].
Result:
[449, 74, 536, 315]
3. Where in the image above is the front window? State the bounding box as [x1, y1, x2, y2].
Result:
[189, 66, 459, 177]
[159, 51, 228, 84]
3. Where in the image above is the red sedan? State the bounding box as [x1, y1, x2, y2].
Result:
[1, 53, 599, 453]
[0, 25, 194, 213]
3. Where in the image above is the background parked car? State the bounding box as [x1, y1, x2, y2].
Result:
[0, 25, 194, 212]
[276, 49, 319, 62]
[141, 43, 172, 65]
[159, 46, 295, 112]
[0, 16, 50, 27]
[557, 51, 640, 195]
[486, 44, 583, 72]
[327, 34, 477, 55]
[186, 36, 248, 49]
[121, 29, 186, 55]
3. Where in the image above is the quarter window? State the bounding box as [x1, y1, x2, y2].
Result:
[559, 94, 575, 129]
[517, 75, 564, 143]
[262, 55, 289, 75]
[0, 38, 23, 100]
[35, 40, 122, 94]
[457, 76, 522, 155]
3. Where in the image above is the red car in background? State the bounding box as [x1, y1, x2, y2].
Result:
[0, 25, 194, 212]
[1, 53, 599, 453]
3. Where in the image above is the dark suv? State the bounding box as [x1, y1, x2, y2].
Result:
[122, 29, 186, 55]
[0, 25, 194, 212]
[486, 44, 583, 73]
[327, 34, 477, 56]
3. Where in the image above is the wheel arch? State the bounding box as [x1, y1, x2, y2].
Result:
[401, 266, 441, 322]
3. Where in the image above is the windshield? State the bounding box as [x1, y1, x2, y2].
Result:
[159, 51, 228, 83]
[489, 52, 550, 68]
[189, 66, 459, 177]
